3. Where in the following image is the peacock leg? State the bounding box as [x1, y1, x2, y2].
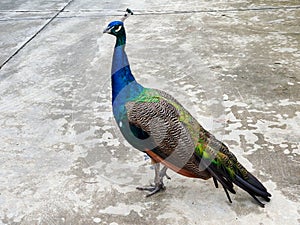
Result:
[159, 166, 171, 180]
[136, 163, 166, 197]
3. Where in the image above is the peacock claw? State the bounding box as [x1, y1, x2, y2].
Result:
[136, 183, 155, 191]
[136, 182, 166, 197]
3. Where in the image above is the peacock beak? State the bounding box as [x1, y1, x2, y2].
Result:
[103, 27, 112, 34]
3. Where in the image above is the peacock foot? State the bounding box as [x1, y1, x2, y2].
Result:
[137, 164, 169, 196]
[136, 182, 166, 197]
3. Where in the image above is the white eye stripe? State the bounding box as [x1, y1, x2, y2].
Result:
[115, 26, 122, 32]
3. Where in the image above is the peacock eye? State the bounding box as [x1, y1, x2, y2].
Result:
[115, 25, 122, 33]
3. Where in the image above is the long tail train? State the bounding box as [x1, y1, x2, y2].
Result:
[208, 163, 271, 207]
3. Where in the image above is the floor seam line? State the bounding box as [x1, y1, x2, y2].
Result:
[0, 0, 76, 70]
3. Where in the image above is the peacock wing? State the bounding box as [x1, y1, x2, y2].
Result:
[124, 89, 211, 179]
[125, 90, 198, 170]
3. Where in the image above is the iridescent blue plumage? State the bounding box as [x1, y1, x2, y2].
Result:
[105, 21, 143, 122]
[103, 10, 271, 206]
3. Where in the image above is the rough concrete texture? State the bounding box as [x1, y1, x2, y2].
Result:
[0, 0, 299, 224]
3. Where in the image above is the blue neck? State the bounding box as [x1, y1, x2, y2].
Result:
[111, 44, 136, 102]
[111, 40, 143, 120]
[115, 31, 126, 47]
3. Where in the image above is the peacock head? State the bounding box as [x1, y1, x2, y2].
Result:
[103, 8, 133, 37]
[103, 21, 125, 37]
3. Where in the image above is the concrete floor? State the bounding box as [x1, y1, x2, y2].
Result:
[0, 0, 299, 224]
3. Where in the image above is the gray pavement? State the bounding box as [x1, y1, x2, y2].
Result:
[0, 1, 299, 224]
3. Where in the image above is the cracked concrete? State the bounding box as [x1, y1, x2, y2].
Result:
[0, 0, 299, 224]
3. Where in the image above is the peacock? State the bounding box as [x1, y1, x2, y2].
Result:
[103, 9, 271, 207]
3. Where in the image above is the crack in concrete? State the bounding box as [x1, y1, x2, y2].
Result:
[0, 0, 75, 70]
